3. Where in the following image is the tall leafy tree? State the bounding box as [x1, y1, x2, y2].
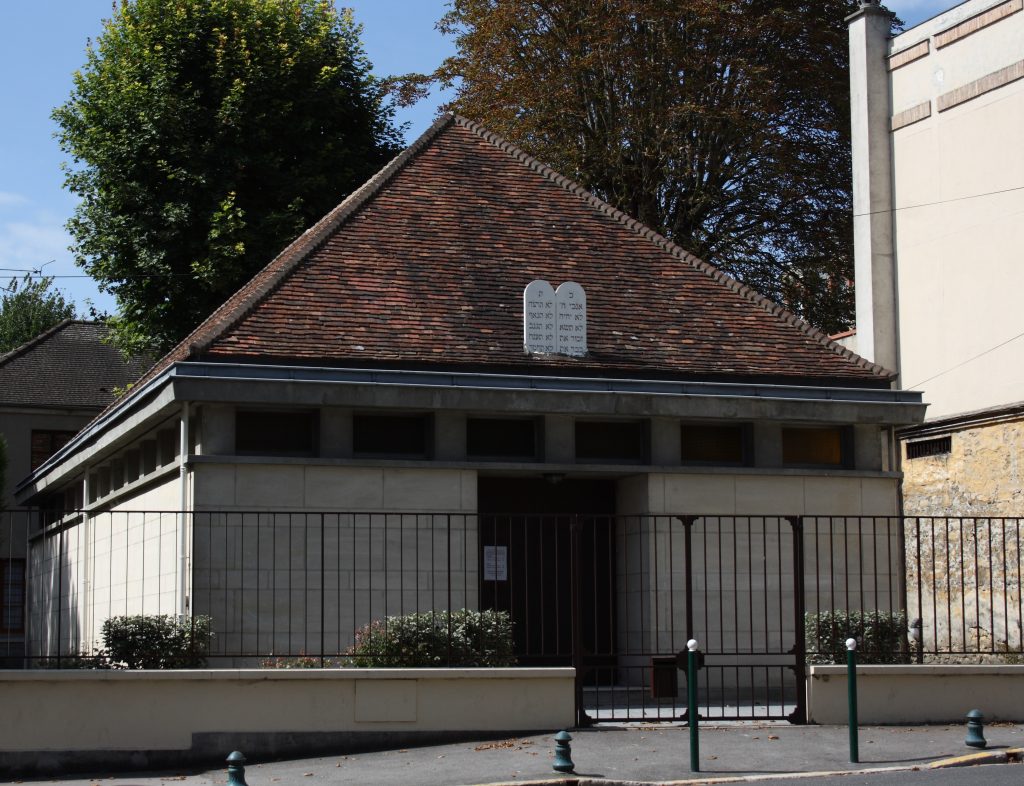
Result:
[0, 276, 77, 355]
[433, 0, 893, 333]
[55, 0, 403, 354]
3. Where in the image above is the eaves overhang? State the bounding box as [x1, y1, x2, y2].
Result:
[16, 360, 927, 501]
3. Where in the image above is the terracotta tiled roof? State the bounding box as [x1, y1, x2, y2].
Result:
[125, 115, 892, 400]
[0, 320, 151, 409]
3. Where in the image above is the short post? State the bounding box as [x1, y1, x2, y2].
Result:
[227, 751, 248, 786]
[553, 730, 575, 773]
[687, 638, 700, 773]
[846, 638, 859, 764]
[965, 710, 987, 749]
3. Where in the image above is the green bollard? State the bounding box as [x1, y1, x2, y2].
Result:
[965, 710, 987, 749]
[687, 638, 700, 773]
[227, 751, 248, 786]
[846, 638, 859, 764]
[552, 730, 575, 773]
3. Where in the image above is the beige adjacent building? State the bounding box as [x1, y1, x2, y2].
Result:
[847, 0, 1024, 658]
[848, 0, 1024, 516]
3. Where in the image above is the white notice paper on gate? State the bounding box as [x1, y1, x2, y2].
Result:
[483, 546, 508, 581]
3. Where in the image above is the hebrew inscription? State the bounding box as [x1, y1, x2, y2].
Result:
[523, 280, 557, 354]
[524, 280, 587, 356]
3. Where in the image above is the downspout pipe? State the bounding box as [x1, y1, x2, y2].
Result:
[178, 402, 190, 618]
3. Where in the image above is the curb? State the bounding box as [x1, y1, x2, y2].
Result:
[928, 746, 1024, 769]
[463, 764, 946, 786]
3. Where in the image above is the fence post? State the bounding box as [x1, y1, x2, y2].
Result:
[846, 637, 859, 763]
[687, 638, 700, 772]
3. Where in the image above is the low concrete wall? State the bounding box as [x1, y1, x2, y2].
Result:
[808, 665, 1024, 724]
[0, 668, 574, 774]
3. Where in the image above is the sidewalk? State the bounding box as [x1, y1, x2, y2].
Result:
[26, 723, 1024, 786]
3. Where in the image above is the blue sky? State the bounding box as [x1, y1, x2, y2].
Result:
[0, 0, 954, 314]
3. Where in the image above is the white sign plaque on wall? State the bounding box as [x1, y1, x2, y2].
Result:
[523, 280, 557, 354]
[523, 279, 587, 356]
[555, 281, 587, 357]
[483, 545, 508, 582]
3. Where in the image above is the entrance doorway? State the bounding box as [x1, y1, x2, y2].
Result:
[477, 478, 617, 672]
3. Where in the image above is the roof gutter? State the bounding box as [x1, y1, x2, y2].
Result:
[14, 366, 176, 498]
[172, 361, 924, 406]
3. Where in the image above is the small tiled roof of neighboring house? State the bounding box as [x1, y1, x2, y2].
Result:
[116, 114, 893, 412]
[0, 320, 151, 409]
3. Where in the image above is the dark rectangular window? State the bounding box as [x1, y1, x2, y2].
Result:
[1, 559, 26, 634]
[157, 429, 178, 465]
[782, 426, 851, 468]
[575, 420, 648, 463]
[236, 411, 318, 457]
[30, 430, 76, 471]
[681, 423, 751, 465]
[907, 436, 952, 459]
[353, 414, 431, 458]
[467, 417, 539, 460]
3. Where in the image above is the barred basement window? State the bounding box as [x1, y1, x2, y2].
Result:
[906, 436, 952, 459]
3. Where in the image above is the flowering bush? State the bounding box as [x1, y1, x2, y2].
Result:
[348, 609, 515, 667]
[260, 651, 345, 668]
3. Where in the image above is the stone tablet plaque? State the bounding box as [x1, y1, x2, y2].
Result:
[524, 280, 557, 354]
[555, 281, 587, 357]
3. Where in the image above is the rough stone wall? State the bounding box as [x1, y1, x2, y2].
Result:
[902, 419, 1024, 517]
[902, 420, 1024, 659]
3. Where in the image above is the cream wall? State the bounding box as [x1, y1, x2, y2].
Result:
[611, 472, 902, 692]
[888, 1, 1024, 418]
[0, 668, 574, 770]
[808, 664, 1024, 723]
[192, 464, 478, 662]
[26, 477, 183, 659]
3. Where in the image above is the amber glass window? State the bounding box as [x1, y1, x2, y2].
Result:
[782, 426, 850, 467]
[236, 411, 318, 456]
[353, 414, 431, 458]
[681, 424, 750, 465]
[575, 420, 647, 463]
[467, 418, 539, 460]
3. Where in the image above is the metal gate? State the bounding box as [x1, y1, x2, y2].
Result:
[480, 514, 903, 725]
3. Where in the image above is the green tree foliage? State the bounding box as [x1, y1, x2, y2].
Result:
[0, 275, 77, 354]
[433, 0, 898, 333]
[55, 0, 403, 355]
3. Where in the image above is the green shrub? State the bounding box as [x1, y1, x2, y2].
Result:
[101, 614, 213, 669]
[805, 610, 910, 665]
[348, 609, 515, 667]
[260, 651, 345, 669]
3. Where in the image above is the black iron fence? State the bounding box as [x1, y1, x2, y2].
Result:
[2, 510, 1022, 722]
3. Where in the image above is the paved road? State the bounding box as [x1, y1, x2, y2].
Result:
[19, 723, 1024, 786]
[753, 762, 1023, 785]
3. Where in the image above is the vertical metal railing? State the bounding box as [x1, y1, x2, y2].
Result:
[3, 510, 1024, 715]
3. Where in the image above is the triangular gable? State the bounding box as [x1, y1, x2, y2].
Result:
[123, 115, 892, 407]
